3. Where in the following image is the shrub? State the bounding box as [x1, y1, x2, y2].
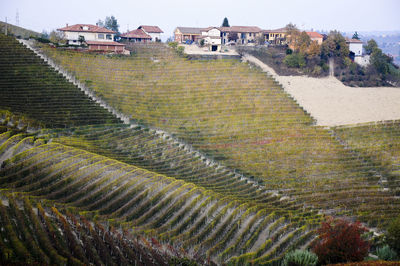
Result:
[312, 217, 370, 265]
[177, 46, 185, 56]
[283, 53, 306, 68]
[281, 249, 318, 266]
[386, 215, 400, 255]
[286, 48, 293, 55]
[376, 245, 398, 261]
[168, 42, 178, 49]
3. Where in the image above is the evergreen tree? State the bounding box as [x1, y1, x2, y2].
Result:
[105, 16, 119, 33]
[352, 31, 360, 40]
[222, 17, 230, 27]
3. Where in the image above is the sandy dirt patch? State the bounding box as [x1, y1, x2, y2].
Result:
[244, 54, 400, 126]
[181, 44, 239, 56]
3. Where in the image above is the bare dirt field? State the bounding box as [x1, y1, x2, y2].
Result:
[244, 54, 400, 126]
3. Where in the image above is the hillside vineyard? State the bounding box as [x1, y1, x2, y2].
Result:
[0, 33, 399, 265]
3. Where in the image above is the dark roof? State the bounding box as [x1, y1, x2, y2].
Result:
[86, 41, 125, 46]
[120, 29, 152, 39]
[175, 27, 204, 34]
[138, 25, 163, 33]
[219, 26, 262, 33]
[263, 27, 287, 33]
[58, 24, 115, 34]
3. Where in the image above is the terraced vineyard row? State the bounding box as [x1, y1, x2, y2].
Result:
[0, 34, 121, 128]
[0, 192, 169, 265]
[0, 127, 319, 264]
[333, 121, 400, 194]
[37, 42, 400, 228]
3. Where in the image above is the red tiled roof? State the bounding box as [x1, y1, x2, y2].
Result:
[175, 27, 205, 34]
[86, 41, 125, 46]
[120, 29, 152, 39]
[58, 24, 115, 34]
[346, 38, 363, 43]
[219, 26, 262, 33]
[306, 31, 323, 39]
[138, 25, 163, 33]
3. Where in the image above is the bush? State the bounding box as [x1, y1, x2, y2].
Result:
[168, 42, 178, 49]
[386, 215, 400, 255]
[176, 46, 185, 56]
[281, 250, 318, 266]
[284, 53, 306, 68]
[312, 217, 370, 265]
[286, 48, 293, 55]
[376, 245, 398, 261]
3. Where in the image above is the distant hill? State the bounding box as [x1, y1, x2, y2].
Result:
[0, 21, 41, 39]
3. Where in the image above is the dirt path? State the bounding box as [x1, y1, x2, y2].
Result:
[243, 54, 400, 126]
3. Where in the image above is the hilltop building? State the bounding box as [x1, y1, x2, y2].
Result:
[263, 28, 287, 45]
[219, 26, 262, 45]
[174, 27, 203, 43]
[200, 27, 222, 51]
[120, 29, 152, 43]
[346, 38, 369, 66]
[57, 24, 125, 53]
[306, 31, 323, 45]
[138, 25, 163, 42]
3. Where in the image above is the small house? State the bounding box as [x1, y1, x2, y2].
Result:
[174, 27, 204, 43]
[58, 24, 125, 53]
[346, 38, 363, 57]
[138, 25, 163, 42]
[120, 29, 152, 43]
[220, 26, 262, 45]
[58, 24, 116, 45]
[306, 31, 323, 45]
[263, 28, 287, 45]
[200, 27, 222, 51]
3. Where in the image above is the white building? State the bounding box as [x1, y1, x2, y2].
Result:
[201, 27, 222, 51]
[138, 25, 163, 42]
[346, 38, 363, 57]
[58, 24, 116, 45]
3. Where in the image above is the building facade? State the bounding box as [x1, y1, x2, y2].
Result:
[120, 29, 152, 43]
[138, 25, 163, 42]
[58, 24, 116, 45]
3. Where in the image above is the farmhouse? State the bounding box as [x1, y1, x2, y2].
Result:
[58, 24, 125, 53]
[220, 26, 262, 45]
[346, 38, 363, 56]
[138, 25, 163, 42]
[306, 31, 323, 45]
[200, 27, 222, 51]
[174, 27, 203, 43]
[58, 24, 115, 45]
[120, 29, 152, 43]
[263, 28, 287, 45]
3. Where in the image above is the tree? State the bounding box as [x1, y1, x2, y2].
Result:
[352, 31, 360, 40]
[307, 41, 321, 59]
[49, 30, 66, 45]
[365, 39, 378, 55]
[312, 217, 370, 265]
[96, 19, 104, 27]
[321, 30, 349, 61]
[284, 53, 306, 68]
[104, 15, 119, 33]
[386, 215, 400, 255]
[222, 17, 230, 27]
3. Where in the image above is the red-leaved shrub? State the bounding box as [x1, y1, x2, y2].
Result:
[312, 216, 370, 265]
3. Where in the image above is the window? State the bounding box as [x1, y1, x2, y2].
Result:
[98, 34, 104, 39]
[241, 33, 245, 39]
[106, 34, 112, 40]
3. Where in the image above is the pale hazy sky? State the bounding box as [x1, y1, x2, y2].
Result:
[1, 0, 399, 39]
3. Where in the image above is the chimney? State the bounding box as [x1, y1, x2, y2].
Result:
[66, 23, 68, 27]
